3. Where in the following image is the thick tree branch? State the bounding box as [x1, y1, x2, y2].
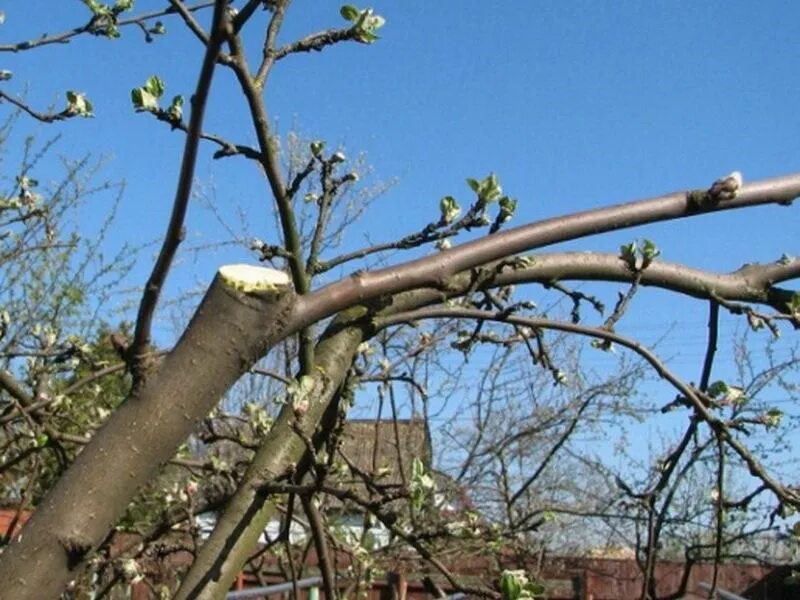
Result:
[0, 265, 297, 599]
[173, 312, 362, 599]
[294, 173, 800, 329]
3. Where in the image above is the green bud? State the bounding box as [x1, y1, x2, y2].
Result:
[310, 140, 325, 157]
[65, 91, 94, 117]
[439, 195, 461, 224]
[167, 95, 184, 121]
[340, 4, 360, 21]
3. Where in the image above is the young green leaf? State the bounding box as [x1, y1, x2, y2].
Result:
[143, 75, 165, 98]
[348, 7, 385, 43]
[340, 5, 360, 22]
[641, 238, 661, 267]
[65, 91, 94, 117]
[498, 196, 517, 222]
[707, 380, 728, 398]
[468, 173, 503, 203]
[131, 88, 158, 112]
[620, 241, 637, 269]
[439, 195, 461, 224]
[167, 95, 184, 121]
[114, 0, 134, 12]
[131, 76, 166, 112]
[762, 408, 783, 428]
[82, 0, 105, 15]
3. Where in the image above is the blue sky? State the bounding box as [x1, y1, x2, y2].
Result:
[8, 2, 798, 269]
[4, 3, 800, 466]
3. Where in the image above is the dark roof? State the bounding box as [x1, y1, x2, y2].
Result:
[337, 418, 432, 489]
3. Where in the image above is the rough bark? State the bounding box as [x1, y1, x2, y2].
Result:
[175, 310, 368, 599]
[0, 266, 295, 600]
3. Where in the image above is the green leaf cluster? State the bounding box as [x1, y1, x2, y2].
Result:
[620, 238, 660, 270]
[131, 76, 183, 121]
[82, 0, 135, 38]
[761, 408, 783, 429]
[340, 5, 386, 43]
[409, 456, 435, 512]
[439, 195, 461, 224]
[65, 91, 94, 118]
[500, 570, 545, 600]
[708, 380, 747, 406]
[467, 173, 503, 203]
[131, 75, 165, 112]
[166, 94, 184, 121]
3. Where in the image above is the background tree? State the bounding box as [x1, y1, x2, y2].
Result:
[0, 2, 799, 599]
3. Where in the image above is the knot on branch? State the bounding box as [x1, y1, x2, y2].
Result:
[58, 533, 93, 568]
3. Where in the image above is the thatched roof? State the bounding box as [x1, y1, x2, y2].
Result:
[336, 418, 432, 489]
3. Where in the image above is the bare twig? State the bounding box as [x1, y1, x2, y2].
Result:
[131, 0, 229, 371]
[0, 2, 215, 53]
[377, 306, 800, 509]
[148, 108, 261, 159]
[0, 91, 76, 123]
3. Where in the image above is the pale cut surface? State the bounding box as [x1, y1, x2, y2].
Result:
[218, 264, 291, 293]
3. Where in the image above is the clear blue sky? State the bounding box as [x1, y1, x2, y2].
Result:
[4, 3, 799, 468]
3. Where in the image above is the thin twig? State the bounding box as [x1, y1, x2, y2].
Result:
[377, 306, 800, 509]
[131, 0, 229, 371]
[0, 2, 215, 53]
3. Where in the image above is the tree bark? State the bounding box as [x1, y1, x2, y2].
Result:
[0, 265, 295, 600]
[175, 310, 368, 599]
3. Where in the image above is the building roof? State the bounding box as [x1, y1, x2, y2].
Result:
[336, 418, 432, 491]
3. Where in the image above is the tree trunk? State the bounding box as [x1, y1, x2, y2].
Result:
[0, 266, 295, 599]
[175, 310, 369, 599]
